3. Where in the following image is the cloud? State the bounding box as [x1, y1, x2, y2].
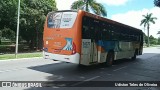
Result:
[55, 0, 129, 10]
[111, 7, 160, 38]
[55, 0, 77, 10]
[97, 0, 129, 6]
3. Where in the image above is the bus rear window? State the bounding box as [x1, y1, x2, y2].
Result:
[47, 12, 77, 28]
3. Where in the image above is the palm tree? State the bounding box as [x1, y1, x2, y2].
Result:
[140, 13, 157, 47]
[71, 0, 107, 16]
[154, 0, 160, 7]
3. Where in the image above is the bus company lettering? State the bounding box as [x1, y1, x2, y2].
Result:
[12, 82, 42, 87]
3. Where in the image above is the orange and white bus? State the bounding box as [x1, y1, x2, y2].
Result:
[43, 10, 143, 66]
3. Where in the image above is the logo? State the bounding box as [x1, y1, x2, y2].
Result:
[2, 82, 11, 87]
[63, 38, 73, 50]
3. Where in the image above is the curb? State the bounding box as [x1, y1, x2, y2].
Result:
[0, 57, 43, 62]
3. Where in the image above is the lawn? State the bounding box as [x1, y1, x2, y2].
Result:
[0, 52, 42, 60]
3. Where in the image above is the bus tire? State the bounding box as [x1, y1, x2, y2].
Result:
[131, 49, 137, 60]
[106, 52, 114, 66]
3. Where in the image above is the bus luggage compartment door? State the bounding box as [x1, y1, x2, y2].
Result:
[81, 39, 98, 65]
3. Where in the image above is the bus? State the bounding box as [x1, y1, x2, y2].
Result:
[43, 10, 143, 66]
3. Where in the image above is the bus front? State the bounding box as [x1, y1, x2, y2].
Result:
[43, 10, 81, 64]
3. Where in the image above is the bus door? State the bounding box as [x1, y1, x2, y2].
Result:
[81, 27, 98, 65]
[90, 37, 98, 63]
[90, 26, 99, 64]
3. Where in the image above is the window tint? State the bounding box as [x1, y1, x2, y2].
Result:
[48, 12, 77, 28]
[82, 16, 143, 42]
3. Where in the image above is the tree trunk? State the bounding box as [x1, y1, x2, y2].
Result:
[143, 27, 146, 45]
[147, 25, 150, 47]
[38, 33, 43, 50]
[29, 36, 36, 50]
[85, 1, 89, 12]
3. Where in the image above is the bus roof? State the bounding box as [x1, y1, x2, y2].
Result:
[47, 10, 77, 16]
[47, 10, 142, 33]
[80, 10, 142, 33]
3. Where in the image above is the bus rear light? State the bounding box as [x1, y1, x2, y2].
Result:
[72, 42, 76, 55]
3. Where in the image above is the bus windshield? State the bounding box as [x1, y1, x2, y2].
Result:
[47, 12, 77, 28]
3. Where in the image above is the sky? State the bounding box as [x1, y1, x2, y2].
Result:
[55, 0, 160, 38]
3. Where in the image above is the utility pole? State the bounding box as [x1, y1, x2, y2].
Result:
[15, 0, 20, 58]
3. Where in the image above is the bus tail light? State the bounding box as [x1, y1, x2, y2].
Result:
[72, 42, 76, 55]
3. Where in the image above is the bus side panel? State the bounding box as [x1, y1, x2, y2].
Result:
[75, 10, 84, 64]
[115, 41, 135, 60]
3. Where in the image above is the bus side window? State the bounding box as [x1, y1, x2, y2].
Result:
[102, 29, 107, 40]
[102, 22, 110, 40]
[94, 20, 102, 41]
[82, 16, 91, 39]
[82, 26, 90, 39]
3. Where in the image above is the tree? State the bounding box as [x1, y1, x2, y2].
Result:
[71, 0, 107, 16]
[1, 28, 15, 42]
[0, 0, 17, 34]
[140, 13, 157, 47]
[0, 0, 18, 45]
[158, 38, 160, 44]
[154, 0, 160, 7]
[0, 31, 2, 44]
[158, 31, 160, 44]
[0, 0, 57, 50]
[19, 0, 57, 50]
[149, 35, 157, 45]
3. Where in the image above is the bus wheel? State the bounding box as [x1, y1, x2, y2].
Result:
[106, 52, 114, 66]
[131, 50, 137, 60]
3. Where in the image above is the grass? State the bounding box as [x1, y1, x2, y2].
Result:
[0, 52, 42, 60]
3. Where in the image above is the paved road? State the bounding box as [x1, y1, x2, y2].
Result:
[0, 47, 160, 90]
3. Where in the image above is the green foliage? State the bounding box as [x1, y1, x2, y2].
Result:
[149, 35, 158, 45]
[0, 31, 2, 38]
[0, 0, 17, 32]
[154, 0, 160, 7]
[143, 34, 147, 43]
[0, 31, 2, 44]
[140, 13, 157, 47]
[0, 0, 57, 50]
[1, 28, 15, 41]
[71, 0, 107, 16]
[20, 0, 57, 49]
[158, 38, 160, 44]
